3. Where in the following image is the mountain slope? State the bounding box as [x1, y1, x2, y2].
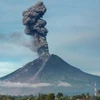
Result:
[0, 54, 100, 95]
[0, 57, 45, 83]
[40, 55, 100, 87]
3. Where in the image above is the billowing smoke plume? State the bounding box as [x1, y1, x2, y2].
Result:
[22, 1, 49, 58]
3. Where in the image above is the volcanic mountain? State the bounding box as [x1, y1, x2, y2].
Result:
[0, 54, 100, 95]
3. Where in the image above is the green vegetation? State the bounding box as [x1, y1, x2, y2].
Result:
[0, 92, 100, 100]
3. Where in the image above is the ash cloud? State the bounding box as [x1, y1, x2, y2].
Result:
[0, 33, 33, 51]
[0, 33, 23, 43]
[22, 1, 49, 58]
[0, 33, 37, 58]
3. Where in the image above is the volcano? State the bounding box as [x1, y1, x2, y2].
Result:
[0, 54, 100, 95]
[0, 1, 99, 96]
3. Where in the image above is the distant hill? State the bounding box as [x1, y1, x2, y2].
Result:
[0, 54, 100, 95]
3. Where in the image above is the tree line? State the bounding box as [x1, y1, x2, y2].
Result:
[0, 92, 100, 100]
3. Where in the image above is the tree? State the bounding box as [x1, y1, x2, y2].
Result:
[95, 96, 100, 100]
[56, 92, 63, 100]
[64, 96, 70, 100]
[57, 92, 63, 98]
[29, 95, 35, 100]
[36, 94, 47, 100]
[0, 95, 8, 100]
[81, 93, 86, 100]
[46, 93, 55, 100]
[86, 92, 90, 100]
[9, 96, 15, 100]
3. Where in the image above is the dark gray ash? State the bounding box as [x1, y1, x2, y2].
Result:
[22, 1, 49, 58]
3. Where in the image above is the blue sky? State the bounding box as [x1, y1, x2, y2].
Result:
[0, 0, 100, 77]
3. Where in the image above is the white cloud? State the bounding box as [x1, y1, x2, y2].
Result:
[0, 81, 72, 88]
[0, 81, 52, 88]
[57, 81, 71, 87]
